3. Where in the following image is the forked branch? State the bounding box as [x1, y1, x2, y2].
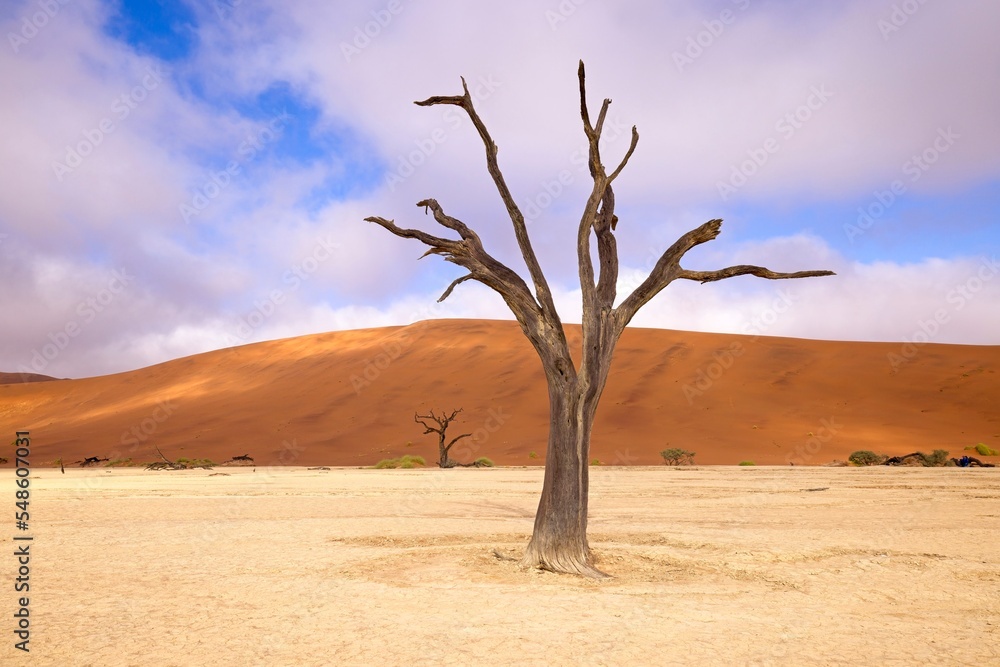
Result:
[615, 218, 835, 329]
[415, 79, 560, 323]
[416, 409, 473, 467]
[365, 201, 541, 320]
[415, 408, 465, 436]
[576, 61, 639, 312]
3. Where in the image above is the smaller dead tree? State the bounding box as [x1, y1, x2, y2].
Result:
[415, 409, 473, 468]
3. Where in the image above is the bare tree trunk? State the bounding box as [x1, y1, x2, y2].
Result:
[438, 435, 451, 468]
[521, 374, 605, 576]
[522, 313, 618, 576]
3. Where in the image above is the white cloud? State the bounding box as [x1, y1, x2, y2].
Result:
[1, 0, 997, 378]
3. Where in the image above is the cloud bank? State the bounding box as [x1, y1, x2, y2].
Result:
[1, 0, 998, 378]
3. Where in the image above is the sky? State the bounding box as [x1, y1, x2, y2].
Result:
[1, 0, 998, 379]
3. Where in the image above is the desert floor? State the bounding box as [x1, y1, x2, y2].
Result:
[2, 466, 998, 666]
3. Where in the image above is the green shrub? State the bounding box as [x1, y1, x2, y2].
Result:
[528, 451, 538, 459]
[473, 457, 494, 467]
[374, 455, 426, 469]
[926, 449, 950, 466]
[589, 458, 603, 466]
[738, 460, 756, 466]
[660, 448, 695, 466]
[974, 443, 999, 457]
[176, 457, 215, 468]
[848, 450, 885, 466]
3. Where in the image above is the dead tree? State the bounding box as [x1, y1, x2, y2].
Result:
[950, 456, 995, 468]
[366, 62, 834, 577]
[144, 446, 213, 470]
[146, 446, 184, 470]
[415, 409, 472, 468]
[77, 456, 109, 467]
[220, 454, 255, 466]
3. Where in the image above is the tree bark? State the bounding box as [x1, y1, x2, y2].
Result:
[520, 371, 607, 577]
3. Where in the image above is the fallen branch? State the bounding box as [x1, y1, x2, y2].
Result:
[77, 456, 109, 467]
[145, 447, 214, 470]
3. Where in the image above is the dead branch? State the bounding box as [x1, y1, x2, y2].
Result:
[415, 79, 559, 324]
[415, 409, 475, 467]
[77, 456, 109, 467]
[145, 446, 213, 470]
[220, 454, 255, 467]
[615, 218, 835, 330]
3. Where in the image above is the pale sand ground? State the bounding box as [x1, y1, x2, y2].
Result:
[2, 466, 998, 666]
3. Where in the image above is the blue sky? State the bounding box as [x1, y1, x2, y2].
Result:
[1, 0, 998, 377]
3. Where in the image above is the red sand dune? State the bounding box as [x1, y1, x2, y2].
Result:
[0, 371, 59, 384]
[2, 319, 997, 467]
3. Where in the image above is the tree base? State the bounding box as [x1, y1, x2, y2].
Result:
[520, 543, 610, 579]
